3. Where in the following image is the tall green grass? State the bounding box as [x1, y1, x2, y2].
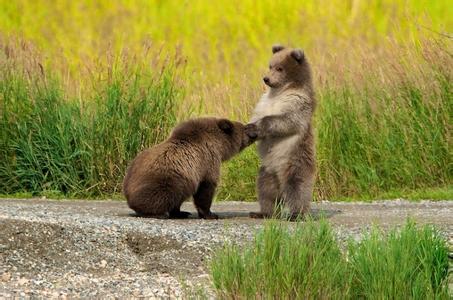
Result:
[315, 77, 452, 198]
[0, 46, 181, 196]
[211, 220, 348, 298]
[210, 220, 451, 299]
[348, 223, 450, 299]
[0, 38, 451, 199]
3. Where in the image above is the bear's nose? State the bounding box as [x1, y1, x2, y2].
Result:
[263, 77, 270, 84]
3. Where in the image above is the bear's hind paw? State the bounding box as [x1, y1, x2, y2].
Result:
[169, 210, 192, 219]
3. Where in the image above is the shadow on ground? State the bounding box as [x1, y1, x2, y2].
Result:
[125, 207, 341, 221]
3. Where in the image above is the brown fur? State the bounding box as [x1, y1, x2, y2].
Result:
[123, 118, 254, 219]
[246, 45, 316, 219]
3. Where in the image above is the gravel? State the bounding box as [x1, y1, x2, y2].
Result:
[0, 198, 452, 298]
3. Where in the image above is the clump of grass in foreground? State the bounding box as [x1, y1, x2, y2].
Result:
[210, 220, 450, 299]
[210, 220, 348, 298]
[348, 222, 450, 299]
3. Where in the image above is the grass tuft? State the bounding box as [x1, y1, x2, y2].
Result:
[211, 220, 348, 298]
[210, 219, 451, 299]
[348, 221, 450, 299]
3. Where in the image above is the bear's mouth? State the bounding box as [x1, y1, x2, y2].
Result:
[264, 81, 278, 88]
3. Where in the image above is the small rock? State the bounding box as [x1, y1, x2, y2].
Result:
[1, 272, 11, 282]
[17, 277, 29, 285]
[99, 260, 107, 268]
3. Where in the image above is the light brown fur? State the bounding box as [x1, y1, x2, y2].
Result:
[123, 117, 254, 219]
[246, 45, 316, 219]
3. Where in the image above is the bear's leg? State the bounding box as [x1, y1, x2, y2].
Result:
[250, 167, 280, 219]
[193, 181, 218, 219]
[282, 166, 314, 221]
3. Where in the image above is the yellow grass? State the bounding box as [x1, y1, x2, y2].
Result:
[0, 0, 451, 117]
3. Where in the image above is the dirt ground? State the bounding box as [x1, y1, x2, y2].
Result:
[0, 198, 452, 298]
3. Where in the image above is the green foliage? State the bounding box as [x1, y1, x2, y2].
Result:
[210, 220, 451, 299]
[348, 221, 450, 299]
[314, 71, 452, 198]
[211, 220, 348, 298]
[0, 61, 180, 196]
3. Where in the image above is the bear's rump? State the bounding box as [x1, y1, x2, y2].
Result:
[127, 174, 196, 215]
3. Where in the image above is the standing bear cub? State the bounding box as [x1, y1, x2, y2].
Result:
[123, 118, 254, 219]
[246, 45, 316, 219]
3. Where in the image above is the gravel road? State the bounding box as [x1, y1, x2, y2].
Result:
[0, 198, 452, 298]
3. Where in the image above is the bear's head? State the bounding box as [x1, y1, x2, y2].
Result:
[262, 45, 312, 89]
[216, 119, 255, 161]
[170, 118, 255, 161]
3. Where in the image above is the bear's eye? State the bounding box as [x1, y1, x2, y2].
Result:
[269, 65, 272, 70]
[276, 67, 283, 72]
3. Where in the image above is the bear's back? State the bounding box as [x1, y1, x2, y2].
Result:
[123, 141, 205, 200]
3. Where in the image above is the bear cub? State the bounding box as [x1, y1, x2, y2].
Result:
[245, 45, 316, 219]
[123, 117, 255, 219]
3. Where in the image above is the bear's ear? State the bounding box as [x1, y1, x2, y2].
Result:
[218, 119, 234, 135]
[290, 49, 304, 64]
[272, 44, 285, 54]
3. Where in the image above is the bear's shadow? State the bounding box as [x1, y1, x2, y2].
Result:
[215, 208, 340, 221]
[126, 208, 340, 221]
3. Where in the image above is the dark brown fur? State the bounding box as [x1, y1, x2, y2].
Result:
[123, 118, 254, 219]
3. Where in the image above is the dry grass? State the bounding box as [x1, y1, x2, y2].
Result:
[0, 0, 451, 115]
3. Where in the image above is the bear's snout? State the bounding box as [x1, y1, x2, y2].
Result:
[263, 76, 270, 85]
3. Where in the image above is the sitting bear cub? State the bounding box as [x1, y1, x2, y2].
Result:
[123, 117, 255, 219]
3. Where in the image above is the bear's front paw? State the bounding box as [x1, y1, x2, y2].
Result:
[245, 123, 260, 140]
